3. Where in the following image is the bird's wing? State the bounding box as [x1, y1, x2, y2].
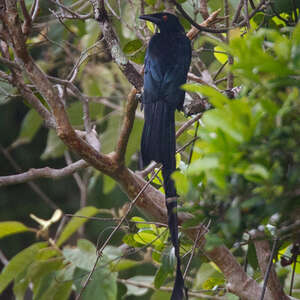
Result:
[161, 36, 192, 109]
[143, 34, 191, 109]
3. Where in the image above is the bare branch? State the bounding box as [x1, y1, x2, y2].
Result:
[117, 278, 224, 299]
[0, 144, 58, 209]
[232, 0, 244, 24]
[199, 0, 209, 20]
[20, 0, 32, 35]
[0, 159, 88, 187]
[186, 9, 222, 40]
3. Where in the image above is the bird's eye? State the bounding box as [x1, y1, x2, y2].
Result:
[163, 15, 168, 21]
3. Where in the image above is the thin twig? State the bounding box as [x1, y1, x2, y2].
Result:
[183, 221, 207, 279]
[289, 256, 297, 296]
[244, 0, 250, 29]
[260, 238, 279, 300]
[232, 0, 244, 24]
[117, 278, 223, 299]
[171, 0, 229, 33]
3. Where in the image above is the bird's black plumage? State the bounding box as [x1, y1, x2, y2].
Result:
[139, 12, 191, 300]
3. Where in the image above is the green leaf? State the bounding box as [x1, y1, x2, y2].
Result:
[197, 86, 231, 108]
[244, 164, 269, 182]
[181, 83, 202, 93]
[123, 233, 143, 248]
[214, 45, 228, 64]
[126, 118, 143, 162]
[172, 171, 189, 196]
[202, 277, 225, 290]
[81, 19, 101, 48]
[146, 21, 155, 33]
[0, 81, 16, 105]
[154, 266, 169, 289]
[123, 39, 143, 54]
[29, 258, 64, 284]
[68, 102, 103, 126]
[103, 175, 116, 194]
[13, 109, 43, 147]
[130, 49, 146, 64]
[110, 259, 139, 272]
[133, 230, 162, 247]
[102, 245, 122, 260]
[204, 234, 224, 251]
[41, 129, 66, 160]
[153, 247, 176, 288]
[74, 266, 117, 300]
[0, 242, 47, 294]
[131, 216, 150, 229]
[57, 207, 99, 246]
[63, 243, 97, 271]
[124, 276, 153, 297]
[101, 114, 122, 154]
[0, 221, 30, 238]
[247, 243, 258, 271]
[13, 270, 30, 300]
[145, 0, 156, 5]
[161, 247, 176, 273]
[188, 157, 219, 175]
[33, 272, 72, 300]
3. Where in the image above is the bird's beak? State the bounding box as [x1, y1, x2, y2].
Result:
[139, 14, 161, 25]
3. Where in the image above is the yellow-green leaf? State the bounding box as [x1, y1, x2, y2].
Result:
[214, 45, 228, 64]
[56, 206, 99, 247]
[0, 221, 30, 239]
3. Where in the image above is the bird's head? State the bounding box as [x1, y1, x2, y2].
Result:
[139, 12, 184, 34]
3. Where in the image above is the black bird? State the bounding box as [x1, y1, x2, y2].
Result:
[139, 12, 191, 300]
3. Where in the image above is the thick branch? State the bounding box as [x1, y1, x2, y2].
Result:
[252, 231, 289, 300]
[114, 88, 139, 165]
[207, 246, 273, 300]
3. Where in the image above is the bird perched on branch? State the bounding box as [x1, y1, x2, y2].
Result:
[139, 12, 191, 300]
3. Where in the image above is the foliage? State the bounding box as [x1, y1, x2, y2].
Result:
[180, 24, 300, 249]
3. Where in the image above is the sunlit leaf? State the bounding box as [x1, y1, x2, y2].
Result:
[146, 21, 155, 33]
[214, 45, 228, 64]
[57, 207, 99, 247]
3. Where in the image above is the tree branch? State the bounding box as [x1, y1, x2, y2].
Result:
[207, 246, 273, 300]
[0, 160, 88, 187]
[89, 0, 143, 90]
[251, 230, 289, 300]
[1, 2, 116, 177]
[114, 88, 139, 165]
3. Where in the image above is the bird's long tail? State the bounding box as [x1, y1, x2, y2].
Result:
[141, 101, 186, 300]
[162, 168, 186, 300]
